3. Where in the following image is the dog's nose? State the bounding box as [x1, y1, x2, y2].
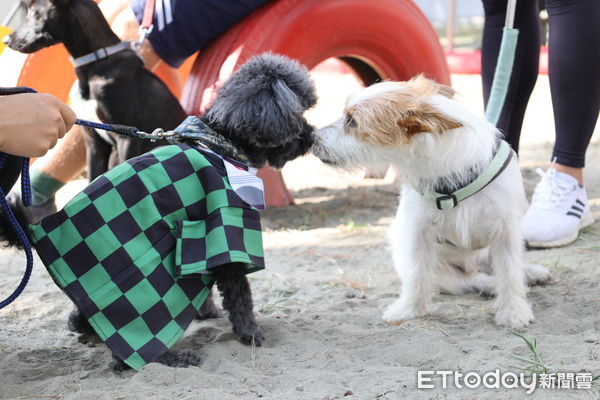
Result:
[2, 35, 9, 45]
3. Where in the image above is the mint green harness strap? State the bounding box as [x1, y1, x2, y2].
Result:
[421, 140, 514, 210]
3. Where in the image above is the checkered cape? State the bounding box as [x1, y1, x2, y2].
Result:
[29, 144, 264, 370]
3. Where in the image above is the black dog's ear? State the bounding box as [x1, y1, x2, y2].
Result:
[252, 77, 305, 146]
[204, 53, 317, 148]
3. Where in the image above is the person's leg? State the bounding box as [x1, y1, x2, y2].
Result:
[30, 127, 87, 204]
[522, 0, 600, 248]
[481, 0, 540, 152]
[546, 0, 600, 183]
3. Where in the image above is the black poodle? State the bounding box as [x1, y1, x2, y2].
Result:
[0, 53, 317, 371]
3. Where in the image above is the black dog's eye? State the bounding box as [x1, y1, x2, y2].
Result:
[345, 113, 357, 128]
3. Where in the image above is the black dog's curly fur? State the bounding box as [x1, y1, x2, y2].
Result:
[0, 53, 317, 371]
[203, 53, 317, 168]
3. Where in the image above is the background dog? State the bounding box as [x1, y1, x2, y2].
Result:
[6, 0, 187, 180]
[312, 76, 549, 329]
[0, 53, 317, 370]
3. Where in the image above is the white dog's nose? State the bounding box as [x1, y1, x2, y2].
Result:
[2, 35, 9, 45]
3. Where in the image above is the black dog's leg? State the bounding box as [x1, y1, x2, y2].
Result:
[67, 308, 95, 335]
[213, 263, 264, 346]
[83, 128, 112, 181]
[155, 350, 202, 368]
[196, 291, 222, 320]
[110, 356, 131, 372]
[68, 301, 201, 371]
[110, 350, 201, 371]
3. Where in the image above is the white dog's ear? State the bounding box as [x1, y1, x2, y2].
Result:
[348, 77, 463, 146]
[397, 76, 462, 136]
[396, 106, 462, 136]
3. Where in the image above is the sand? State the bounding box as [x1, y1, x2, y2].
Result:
[0, 72, 598, 400]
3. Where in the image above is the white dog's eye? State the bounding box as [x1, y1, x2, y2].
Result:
[345, 113, 357, 128]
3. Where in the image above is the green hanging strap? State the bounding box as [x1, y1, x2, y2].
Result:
[485, 0, 518, 126]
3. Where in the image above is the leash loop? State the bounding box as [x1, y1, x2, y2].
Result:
[134, 0, 156, 52]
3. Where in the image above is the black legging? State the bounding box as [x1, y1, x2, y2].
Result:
[482, 0, 600, 168]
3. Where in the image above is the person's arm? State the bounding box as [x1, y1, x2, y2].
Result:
[0, 93, 76, 158]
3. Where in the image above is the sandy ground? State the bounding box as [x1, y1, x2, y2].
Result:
[0, 68, 599, 400]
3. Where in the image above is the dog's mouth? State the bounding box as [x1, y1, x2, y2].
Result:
[310, 145, 338, 166]
[6, 32, 58, 54]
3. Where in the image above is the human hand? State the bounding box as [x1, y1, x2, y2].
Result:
[0, 93, 76, 157]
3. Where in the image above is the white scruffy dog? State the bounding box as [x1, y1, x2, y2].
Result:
[311, 76, 549, 328]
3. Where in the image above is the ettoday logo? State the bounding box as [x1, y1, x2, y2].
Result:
[417, 370, 593, 393]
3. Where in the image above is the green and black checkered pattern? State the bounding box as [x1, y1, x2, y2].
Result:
[29, 144, 264, 370]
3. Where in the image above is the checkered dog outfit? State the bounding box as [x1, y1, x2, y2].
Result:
[29, 134, 265, 370]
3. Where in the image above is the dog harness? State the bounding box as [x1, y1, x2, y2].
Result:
[28, 142, 265, 370]
[419, 140, 515, 210]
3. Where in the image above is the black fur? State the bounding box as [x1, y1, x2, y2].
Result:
[202, 53, 317, 168]
[6, 0, 187, 181]
[0, 195, 28, 249]
[0, 155, 26, 248]
[196, 292, 223, 319]
[110, 349, 202, 371]
[213, 263, 264, 346]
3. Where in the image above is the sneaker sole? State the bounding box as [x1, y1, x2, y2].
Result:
[525, 212, 595, 249]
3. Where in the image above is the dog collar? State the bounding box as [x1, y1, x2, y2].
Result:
[71, 41, 134, 68]
[419, 140, 515, 210]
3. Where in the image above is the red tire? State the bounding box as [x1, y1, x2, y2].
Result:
[181, 0, 449, 206]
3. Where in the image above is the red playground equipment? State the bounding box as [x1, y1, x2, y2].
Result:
[14, 0, 449, 206]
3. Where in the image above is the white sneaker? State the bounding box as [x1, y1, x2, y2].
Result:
[522, 168, 595, 248]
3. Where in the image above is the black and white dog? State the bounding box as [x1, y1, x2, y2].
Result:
[6, 0, 187, 180]
[0, 53, 317, 370]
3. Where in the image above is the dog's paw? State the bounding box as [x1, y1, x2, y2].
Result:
[196, 296, 223, 320]
[494, 297, 534, 329]
[524, 264, 551, 286]
[382, 298, 424, 323]
[156, 350, 202, 368]
[68, 309, 95, 335]
[109, 357, 132, 372]
[238, 326, 265, 347]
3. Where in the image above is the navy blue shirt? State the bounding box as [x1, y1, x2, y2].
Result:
[131, 0, 272, 68]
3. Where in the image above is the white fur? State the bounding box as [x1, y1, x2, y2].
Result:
[312, 81, 549, 329]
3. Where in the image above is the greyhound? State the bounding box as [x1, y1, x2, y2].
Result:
[6, 0, 188, 181]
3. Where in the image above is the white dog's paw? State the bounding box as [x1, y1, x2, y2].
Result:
[494, 297, 534, 329]
[382, 298, 425, 323]
[524, 264, 551, 286]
